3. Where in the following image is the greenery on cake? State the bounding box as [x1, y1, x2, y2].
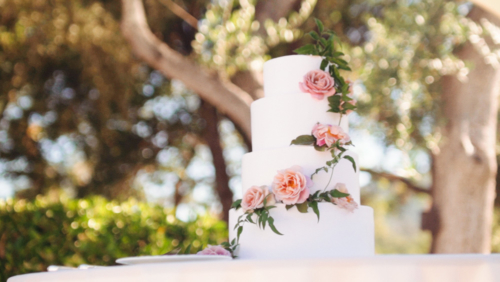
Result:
[228, 19, 360, 257]
[295, 18, 357, 117]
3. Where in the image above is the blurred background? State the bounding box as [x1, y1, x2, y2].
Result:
[1, 0, 500, 280]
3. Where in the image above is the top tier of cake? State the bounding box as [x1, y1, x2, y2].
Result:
[264, 55, 323, 97]
[251, 55, 348, 152]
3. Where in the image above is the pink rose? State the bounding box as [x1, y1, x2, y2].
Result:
[241, 185, 275, 212]
[312, 123, 351, 147]
[331, 183, 358, 212]
[299, 70, 336, 100]
[272, 165, 311, 205]
[197, 245, 232, 256]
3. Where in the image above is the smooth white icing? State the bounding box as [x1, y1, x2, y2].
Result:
[251, 93, 349, 151]
[242, 146, 360, 204]
[229, 204, 374, 259]
[263, 55, 323, 98]
[232, 54, 374, 259]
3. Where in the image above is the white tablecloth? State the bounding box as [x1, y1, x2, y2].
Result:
[8, 254, 500, 282]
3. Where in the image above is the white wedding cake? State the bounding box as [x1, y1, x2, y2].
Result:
[228, 55, 374, 260]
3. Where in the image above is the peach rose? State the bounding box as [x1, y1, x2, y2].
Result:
[331, 183, 358, 212]
[312, 123, 351, 147]
[272, 165, 311, 205]
[299, 70, 336, 100]
[241, 185, 275, 212]
[197, 245, 232, 256]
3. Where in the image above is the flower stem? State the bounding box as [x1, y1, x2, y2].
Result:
[323, 162, 337, 192]
[338, 114, 343, 126]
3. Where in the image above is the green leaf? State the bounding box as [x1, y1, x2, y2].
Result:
[294, 44, 316, 55]
[286, 205, 294, 210]
[261, 212, 268, 229]
[308, 31, 320, 41]
[319, 38, 328, 47]
[266, 205, 277, 210]
[312, 190, 320, 199]
[311, 166, 328, 178]
[231, 199, 242, 209]
[314, 143, 327, 151]
[267, 217, 283, 235]
[309, 201, 320, 222]
[327, 95, 342, 113]
[320, 59, 329, 71]
[257, 213, 263, 228]
[290, 135, 315, 146]
[338, 65, 352, 71]
[237, 226, 243, 241]
[343, 155, 357, 172]
[246, 213, 255, 224]
[296, 202, 308, 213]
[320, 193, 331, 202]
[184, 243, 192, 254]
[322, 43, 333, 56]
[314, 18, 324, 34]
[330, 189, 350, 198]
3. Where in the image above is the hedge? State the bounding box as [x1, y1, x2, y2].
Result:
[0, 195, 228, 281]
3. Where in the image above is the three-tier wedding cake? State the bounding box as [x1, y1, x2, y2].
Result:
[228, 55, 374, 259]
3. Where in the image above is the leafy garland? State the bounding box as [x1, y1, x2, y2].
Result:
[295, 18, 357, 118]
[225, 183, 354, 257]
[291, 18, 358, 204]
[223, 197, 281, 257]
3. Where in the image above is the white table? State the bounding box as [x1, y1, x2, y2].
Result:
[8, 254, 500, 282]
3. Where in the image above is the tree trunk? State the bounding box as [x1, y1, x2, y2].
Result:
[199, 101, 233, 222]
[431, 6, 500, 253]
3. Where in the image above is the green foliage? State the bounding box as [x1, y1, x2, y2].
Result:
[0, 196, 227, 281]
[290, 135, 315, 146]
[0, 0, 211, 200]
[294, 18, 355, 115]
[348, 0, 475, 155]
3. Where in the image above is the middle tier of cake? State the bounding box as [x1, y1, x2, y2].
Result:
[242, 146, 360, 204]
[251, 93, 349, 152]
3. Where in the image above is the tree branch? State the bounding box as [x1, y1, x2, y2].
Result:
[158, 0, 198, 30]
[361, 168, 431, 194]
[120, 0, 253, 139]
[229, 0, 302, 100]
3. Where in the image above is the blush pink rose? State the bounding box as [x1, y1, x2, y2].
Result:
[272, 165, 311, 205]
[197, 245, 232, 256]
[299, 70, 336, 100]
[331, 183, 358, 212]
[312, 123, 351, 147]
[241, 185, 275, 212]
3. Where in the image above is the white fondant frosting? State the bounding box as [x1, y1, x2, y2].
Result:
[229, 204, 374, 259]
[263, 55, 323, 97]
[232, 54, 374, 259]
[251, 93, 349, 151]
[242, 146, 360, 204]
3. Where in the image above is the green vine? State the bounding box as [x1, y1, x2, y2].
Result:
[294, 18, 357, 117]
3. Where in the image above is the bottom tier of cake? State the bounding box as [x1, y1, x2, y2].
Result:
[228, 203, 374, 260]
